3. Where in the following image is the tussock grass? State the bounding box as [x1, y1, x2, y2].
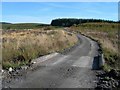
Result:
[70, 22, 119, 70]
[2, 29, 78, 69]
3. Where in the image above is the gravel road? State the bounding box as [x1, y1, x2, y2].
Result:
[3, 34, 100, 88]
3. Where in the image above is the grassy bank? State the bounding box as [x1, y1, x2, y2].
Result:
[70, 22, 119, 71]
[2, 29, 78, 69]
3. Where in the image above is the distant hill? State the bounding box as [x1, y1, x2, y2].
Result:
[0, 22, 12, 24]
[1, 22, 50, 30]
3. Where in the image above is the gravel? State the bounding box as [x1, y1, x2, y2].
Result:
[96, 69, 120, 89]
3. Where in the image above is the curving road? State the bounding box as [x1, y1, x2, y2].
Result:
[3, 33, 100, 88]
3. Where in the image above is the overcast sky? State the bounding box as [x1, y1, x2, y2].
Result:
[2, 2, 118, 24]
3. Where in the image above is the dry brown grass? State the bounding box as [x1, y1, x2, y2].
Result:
[84, 31, 118, 53]
[2, 29, 78, 69]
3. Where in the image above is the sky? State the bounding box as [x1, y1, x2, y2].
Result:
[2, 2, 118, 24]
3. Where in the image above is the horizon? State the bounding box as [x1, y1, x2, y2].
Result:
[2, 2, 118, 24]
[1, 18, 117, 24]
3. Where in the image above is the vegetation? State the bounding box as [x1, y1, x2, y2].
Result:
[70, 22, 119, 70]
[2, 29, 78, 69]
[1, 23, 50, 30]
[51, 18, 116, 27]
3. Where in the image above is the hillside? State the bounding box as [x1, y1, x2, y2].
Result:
[1, 23, 50, 30]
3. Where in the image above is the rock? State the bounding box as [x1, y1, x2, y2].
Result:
[21, 66, 28, 70]
[9, 67, 13, 72]
[112, 84, 116, 88]
[102, 81, 108, 84]
[1, 69, 4, 73]
[31, 62, 36, 65]
[107, 81, 111, 85]
[33, 62, 36, 64]
[111, 80, 119, 87]
[115, 81, 119, 86]
[96, 69, 120, 89]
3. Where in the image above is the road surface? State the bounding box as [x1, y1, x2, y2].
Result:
[3, 34, 100, 88]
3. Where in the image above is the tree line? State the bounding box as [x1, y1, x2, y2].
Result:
[51, 18, 116, 27]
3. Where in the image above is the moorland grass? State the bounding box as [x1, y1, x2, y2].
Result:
[2, 29, 78, 69]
